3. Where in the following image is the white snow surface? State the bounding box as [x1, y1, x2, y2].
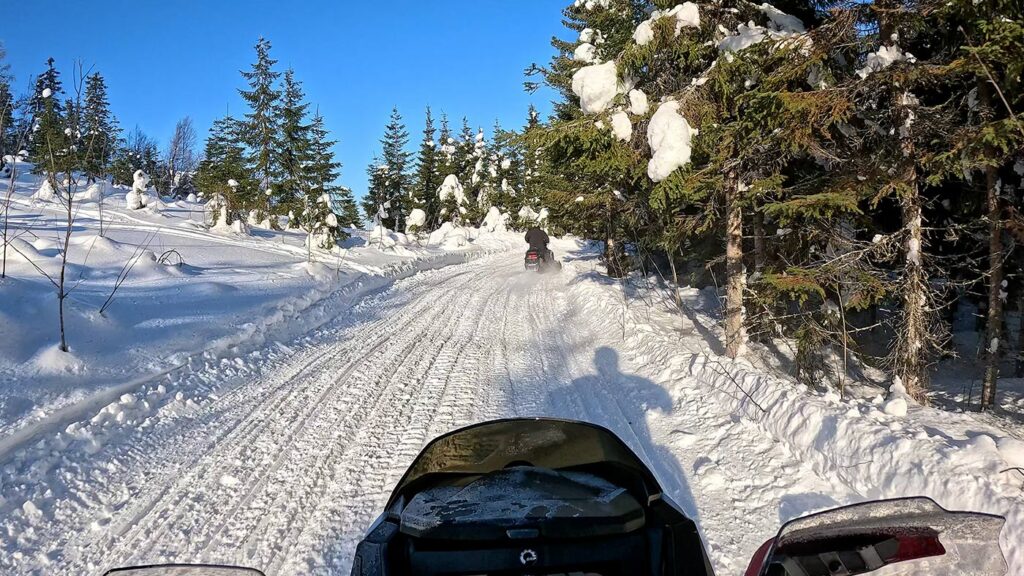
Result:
[647, 101, 697, 182]
[1, 164, 1022, 575]
[571, 61, 620, 115]
[1, 235, 1021, 575]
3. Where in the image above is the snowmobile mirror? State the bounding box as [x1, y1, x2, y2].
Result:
[746, 497, 1007, 576]
[103, 564, 266, 576]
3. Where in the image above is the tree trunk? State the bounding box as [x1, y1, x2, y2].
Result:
[753, 209, 766, 273]
[980, 82, 1003, 411]
[887, 84, 930, 402]
[1016, 288, 1024, 378]
[725, 170, 746, 358]
[899, 186, 927, 400]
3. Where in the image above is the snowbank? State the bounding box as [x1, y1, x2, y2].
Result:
[562, 259, 1024, 573]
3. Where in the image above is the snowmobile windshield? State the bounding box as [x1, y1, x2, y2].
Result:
[765, 497, 1006, 575]
[388, 418, 660, 507]
[104, 565, 265, 576]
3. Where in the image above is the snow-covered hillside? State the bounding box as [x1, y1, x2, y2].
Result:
[0, 161, 519, 443]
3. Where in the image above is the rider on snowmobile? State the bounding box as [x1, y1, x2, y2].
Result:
[525, 226, 552, 261]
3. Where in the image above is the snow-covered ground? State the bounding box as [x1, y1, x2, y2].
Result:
[1, 164, 1022, 575]
[0, 162, 518, 444]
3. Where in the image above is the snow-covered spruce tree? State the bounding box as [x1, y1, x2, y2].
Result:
[275, 68, 312, 218]
[0, 49, 15, 167]
[81, 72, 119, 183]
[463, 127, 494, 224]
[528, 0, 648, 276]
[489, 119, 522, 219]
[924, 0, 1023, 409]
[310, 110, 358, 227]
[195, 115, 254, 225]
[301, 110, 350, 250]
[436, 113, 457, 182]
[411, 106, 441, 230]
[375, 107, 412, 231]
[239, 36, 281, 226]
[362, 159, 390, 225]
[109, 126, 160, 186]
[30, 57, 69, 174]
[453, 118, 477, 186]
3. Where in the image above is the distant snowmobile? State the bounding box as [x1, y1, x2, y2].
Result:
[524, 226, 561, 273]
[102, 418, 1008, 576]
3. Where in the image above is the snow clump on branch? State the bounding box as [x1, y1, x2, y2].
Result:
[647, 101, 697, 182]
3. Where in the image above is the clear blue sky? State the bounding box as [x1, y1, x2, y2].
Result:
[2, 0, 567, 199]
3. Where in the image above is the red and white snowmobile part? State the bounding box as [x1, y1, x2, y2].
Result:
[743, 497, 1007, 576]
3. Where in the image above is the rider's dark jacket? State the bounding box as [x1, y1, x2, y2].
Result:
[525, 228, 550, 252]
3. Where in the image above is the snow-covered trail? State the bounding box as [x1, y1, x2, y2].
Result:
[2, 253, 857, 575]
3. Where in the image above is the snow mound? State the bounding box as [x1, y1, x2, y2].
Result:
[406, 208, 427, 234]
[428, 222, 471, 249]
[32, 180, 56, 202]
[999, 437, 1024, 469]
[4, 238, 43, 262]
[79, 181, 111, 203]
[572, 61, 620, 115]
[31, 344, 85, 376]
[369, 225, 415, 256]
[481, 206, 508, 233]
[647, 101, 697, 182]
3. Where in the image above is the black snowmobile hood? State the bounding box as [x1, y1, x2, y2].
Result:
[387, 418, 663, 508]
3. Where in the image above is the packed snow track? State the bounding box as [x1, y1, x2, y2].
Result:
[4, 252, 860, 575]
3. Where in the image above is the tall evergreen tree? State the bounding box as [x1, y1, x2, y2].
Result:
[275, 68, 312, 216]
[362, 157, 390, 225]
[924, 0, 1024, 408]
[81, 72, 118, 182]
[29, 58, 69, 171]
[411, 106, 441, 227]
[302, 109, 354, 249]
[0, 46, 14, 167]
[239, 37, 281, 223]
[195, 115, 254, 221]
[374, 107, 412, 230]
